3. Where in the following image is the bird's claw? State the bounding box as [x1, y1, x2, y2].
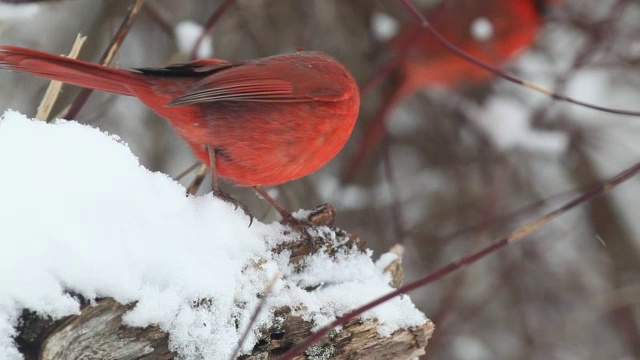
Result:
[212, 189, 254, 227]
[279, 213, 316, 251]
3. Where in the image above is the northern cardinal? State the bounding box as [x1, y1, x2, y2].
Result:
[0, 47, 360, 187]
[341, 0, 555, 183]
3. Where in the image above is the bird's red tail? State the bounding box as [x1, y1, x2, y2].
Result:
[0, 45, 147, 96]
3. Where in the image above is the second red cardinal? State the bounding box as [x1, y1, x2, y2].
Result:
[342, 0, 555, 183]
[0, 47, 360, 187]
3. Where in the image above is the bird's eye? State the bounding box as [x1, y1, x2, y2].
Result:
[470, 17, 494, 42]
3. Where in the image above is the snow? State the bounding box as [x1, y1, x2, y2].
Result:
[174, 21, 213, 59]
[371, 12, 400, 42]
[452, 336, 492, 360]
[0, 110, 427, 359]
[0, 3, 40, 20]
[376, 252, 399, 271]
[465, 96, 569, 154]
[316, 167, 446, 213]
[316, 175, 369, 210]
[281, 249, 424, 337]
[386, 105, 421, 137]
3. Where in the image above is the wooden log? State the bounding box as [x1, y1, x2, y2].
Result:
[14, 205, 434, 359]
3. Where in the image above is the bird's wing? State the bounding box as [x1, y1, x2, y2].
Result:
[162, 56, 349, 106]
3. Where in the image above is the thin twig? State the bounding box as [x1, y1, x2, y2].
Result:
[189, 0, 237, 60]
[397, 0, 640, 117]
[229, 272, 281, 360]
[282, 161, 640, 359]
[360, 29, 421, 96]
[36, 34, 86, 122]
[404, 186, 580, 243]
[63, 0, 146, 120]
[531, 0, 632, 126]
[142, 0, 174, 38]
[174, 161, 202, 181]
[382, 138, 405, 244]
[187, 164, 209, 195]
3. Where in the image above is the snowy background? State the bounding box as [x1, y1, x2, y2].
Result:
[1, 0, 640, 359]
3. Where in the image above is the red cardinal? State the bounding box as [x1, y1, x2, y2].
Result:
[0, 47, 360, 187]
[342, 0, 553, 183]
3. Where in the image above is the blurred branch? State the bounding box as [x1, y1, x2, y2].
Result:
[0, 0, 63, 2]
[397, 0, 640, 117]
[359, 29, 421, 95]
[174, 161, 202, 181]
[189, 0, 237, 60]
[572, 134, 640, 358]
[230, 272, 280, 360]
[63, 0, 146, 120]
[284, 161, 640, 359]
[187, 164, 209, 195]
[382, 138, 406, 243]
[36, 34, 86, 122]
[531, 0, 633, 126]
[142, 0, 174, 38]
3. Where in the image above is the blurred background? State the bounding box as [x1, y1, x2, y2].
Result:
[1, 0, 639, 358]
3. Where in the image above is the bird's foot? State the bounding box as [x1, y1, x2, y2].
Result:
[280, 212, 317, 252]
[278, 204, 337, 252]
[212, 188, 254, 227]
[280, 211, 312, 232]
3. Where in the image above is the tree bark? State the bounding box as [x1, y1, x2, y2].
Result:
[14, 205, 434, 359]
